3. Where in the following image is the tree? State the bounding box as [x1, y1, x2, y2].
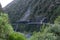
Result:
[30, 16, 60, 40]
[8, 32, 26, 40]
[54, 16, 60, 24]
[30, 26, 57, 40]
[0, 13, 14, 40]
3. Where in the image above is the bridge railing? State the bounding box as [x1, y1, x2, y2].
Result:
[12, 21, 55, 32]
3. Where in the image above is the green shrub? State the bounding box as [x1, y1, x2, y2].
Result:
[30, 32, 57, 40]
[51, 24, 60, 33]
[8, 32, 26, 40]
[54, 16, 60, 24]
[30, 24, 57, 40]
[0, 13, 27, 40]
[53, 16, 60, 35]
[0, 13, 14, 40]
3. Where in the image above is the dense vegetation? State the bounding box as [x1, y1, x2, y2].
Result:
[4, 0, 60, 23]
[1, 12, 60, 40]
[30, 16, 60, 40]
[0, 0, 60, 40]
[3, 0, 60, 32]
[0, 13, 26, 40]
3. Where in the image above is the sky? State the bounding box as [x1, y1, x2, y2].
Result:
[0, 0, 13, 8]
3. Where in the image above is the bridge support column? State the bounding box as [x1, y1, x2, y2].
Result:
[15, 24, 19, 31]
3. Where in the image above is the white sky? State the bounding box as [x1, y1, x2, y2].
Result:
[0, 0, 13, 8]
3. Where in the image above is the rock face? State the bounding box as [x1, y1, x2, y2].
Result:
[3, 0, 60, 23]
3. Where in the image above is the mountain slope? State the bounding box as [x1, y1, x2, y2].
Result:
[3, 0, 60, 23]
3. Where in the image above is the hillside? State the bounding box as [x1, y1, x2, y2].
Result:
[1, 0, 60, 40]
[3, 0, 60, 23]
